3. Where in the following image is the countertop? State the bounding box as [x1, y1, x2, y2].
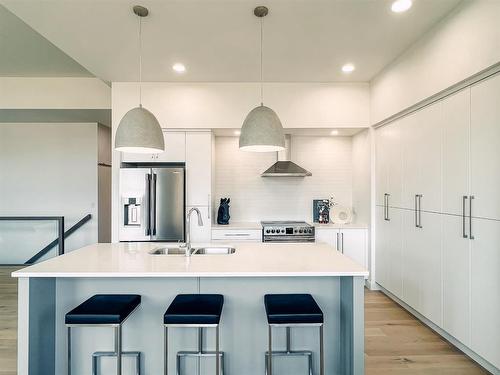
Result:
[12, 242, 369, 278]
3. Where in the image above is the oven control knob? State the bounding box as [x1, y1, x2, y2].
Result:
[271, 229, 275, 233]
[266, 229, 270, 233]
[281, 229, 285, 233]
[308, 229, 312, 233]
[299, 229, 303, 233]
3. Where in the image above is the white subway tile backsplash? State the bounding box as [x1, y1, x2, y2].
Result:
[214, 136, 353, 222]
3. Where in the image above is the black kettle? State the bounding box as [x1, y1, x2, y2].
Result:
[217, 198, 231, 225]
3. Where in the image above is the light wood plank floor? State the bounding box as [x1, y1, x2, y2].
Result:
[0, 267, 20, 375]
[0, 269, 491, 375]
[365, 289, 490, 374]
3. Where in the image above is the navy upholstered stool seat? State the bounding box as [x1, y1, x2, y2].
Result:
[66, 294, 141, 325]
[264, 294, 324, 325]
[65, 294, 142, 375]
[163, 294, 225, 375]
[264, 294, 324, 375]
[164, 294, 223, 325]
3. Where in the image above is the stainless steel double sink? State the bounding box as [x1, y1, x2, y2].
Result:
[149, 246, 236, 255]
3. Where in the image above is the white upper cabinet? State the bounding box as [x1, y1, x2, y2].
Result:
[442, 90, 470, 216]
[121, 131, 186, 163]
[376, 121, 402, 207]
[186, 132, 212, 207]
[471, 74, 500, 221]
[401, 106, 442, 213]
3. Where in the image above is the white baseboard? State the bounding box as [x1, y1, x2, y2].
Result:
[377, 284, 499, 375]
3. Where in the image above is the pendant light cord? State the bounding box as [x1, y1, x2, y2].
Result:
[260, 16, 264, 106]
[138, 15, 143, 107]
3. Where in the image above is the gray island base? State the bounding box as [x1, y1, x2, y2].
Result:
[14, 242, 367, 375]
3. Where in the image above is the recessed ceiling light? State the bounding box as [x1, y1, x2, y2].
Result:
[234, 130, 241, 136]
[330, 130, 339, 136]
[342, 63, 355, 73]
[172, 63, 186, 73]
[391, 0, 412, 13]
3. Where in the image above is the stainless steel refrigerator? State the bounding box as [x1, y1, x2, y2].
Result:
[119, 167, 185, 241]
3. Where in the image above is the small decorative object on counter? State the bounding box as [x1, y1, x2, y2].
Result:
[313, 196, 337, 224]
[331, 205, 353, 224]
[217, 198, 231, 225]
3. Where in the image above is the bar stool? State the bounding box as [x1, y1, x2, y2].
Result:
[65, 294, 142, 375]
[264, 294, 324, 375]
[163, 294, 224, 375]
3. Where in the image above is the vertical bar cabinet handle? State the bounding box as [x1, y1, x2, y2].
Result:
[462, 196, 468, 238]
[469, 195, 475, 240]
[414, 195, 418, 228]
[341, 232, 344, 253]
[386, 194, 391, 221]
[417, 195, 423, 228]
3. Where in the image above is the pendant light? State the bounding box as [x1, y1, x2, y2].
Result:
[115, 5, 164, 154]
[239, 6, 285, 152]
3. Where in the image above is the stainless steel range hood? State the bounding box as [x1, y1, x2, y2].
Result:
[261, 135, 312, 177]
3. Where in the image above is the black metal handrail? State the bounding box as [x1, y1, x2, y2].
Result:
[0, 215, 91, 265]
[25, 214, 92, 264]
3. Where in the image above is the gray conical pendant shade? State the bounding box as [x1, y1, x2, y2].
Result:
[239, 105, 285, 152]
[115, 106, 165, 153]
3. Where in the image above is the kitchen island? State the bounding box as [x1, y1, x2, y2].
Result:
[13, 242, 368, 375]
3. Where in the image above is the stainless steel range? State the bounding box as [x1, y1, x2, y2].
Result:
[261, 221, 315, 242]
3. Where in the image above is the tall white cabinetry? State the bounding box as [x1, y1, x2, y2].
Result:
[375, 73, 500, 371]
[186, 131, 213, 242]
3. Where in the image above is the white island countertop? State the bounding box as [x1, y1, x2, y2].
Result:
[12, 242, 369, 278]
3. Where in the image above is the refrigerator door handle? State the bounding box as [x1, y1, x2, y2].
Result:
[462, 196, 468, 238]
[417, 195, 423, 228]
[151, 173, 157, 236]
[145, 174, 151, 236]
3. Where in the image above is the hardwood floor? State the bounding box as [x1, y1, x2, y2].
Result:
[0, 270, 490, 375]
[0, 267, 20, 375]
[365, 289, 489, 374]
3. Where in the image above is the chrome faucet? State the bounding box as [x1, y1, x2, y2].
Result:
[184, 207, 204, 256]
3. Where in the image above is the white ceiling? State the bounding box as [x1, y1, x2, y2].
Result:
[0, 5, 92, 77]
[1, 0, 461, 82]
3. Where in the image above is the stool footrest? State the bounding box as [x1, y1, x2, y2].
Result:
[92, 351, 141, 375]
[177, 350, 225, 358]
[266, 350, 313, 357]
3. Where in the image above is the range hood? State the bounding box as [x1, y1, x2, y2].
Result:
[261, 135, 312, 177]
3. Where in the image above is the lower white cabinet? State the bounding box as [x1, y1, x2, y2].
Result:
[212, 228, 261, 242]
[377, 207, 500, 370]
[186, 206, 211, 242]
[402, 210, 442, 326]
[315, 226, 368, 271]
[470, 218, 500, 369]
[375, 206, 403, 298]
[443, 214, 470, 346]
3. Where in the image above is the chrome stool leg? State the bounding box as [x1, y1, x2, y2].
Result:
[115, 325, 122, 375]
[265, 325, 318, 375]
[164, 326, 168, 375]
[168, 325, 225, 375]
[319, 325, 324, 375]
[67, 327, 72, 375]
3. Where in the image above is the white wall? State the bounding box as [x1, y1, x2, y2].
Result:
[112, 82, 370, 129]
[0, 123, 99, 263]
[0, 77, 110, 109]
[352, 129, 371, 225]
[214, 135, 353, 222]
[370, 0, 500, 123]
